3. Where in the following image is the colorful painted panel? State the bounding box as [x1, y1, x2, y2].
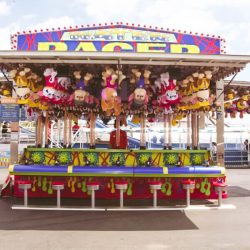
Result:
[24, 148, 210, 167]
[14, 25, 221, 54]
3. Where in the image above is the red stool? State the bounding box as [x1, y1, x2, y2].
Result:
[86, 182, 100, 208]
[115, 181, 128, 208]
[213, 182, 227, 207]
[52, 181, 64, 208]
[149, 181, 162, 208]
[18, 180, 32, 207]
[182, 180, 195, 207]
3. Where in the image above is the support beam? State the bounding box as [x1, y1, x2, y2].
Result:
[216, 80, 225, 166]
[191, 111, 198, 149]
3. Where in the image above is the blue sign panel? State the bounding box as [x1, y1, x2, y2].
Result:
[0, 104, 20, 122]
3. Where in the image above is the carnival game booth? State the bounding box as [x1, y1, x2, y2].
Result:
[1, 23, 250, 208]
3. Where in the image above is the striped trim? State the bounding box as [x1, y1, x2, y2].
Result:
[163, 167, 168, 175]
[67, 165, 73, 174]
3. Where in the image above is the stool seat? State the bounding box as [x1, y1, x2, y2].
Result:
[18, 180, 32, 207]
[115, 181, 128, 190]
[182, 180, 196, 207]
[182, 180, 195, 190]
[115, 181, 128, 208]
[213, 182, 227, 207]
[18, 180, 32, 189]
[52, 181, 65, 190]
[87, 182, 100, 191]
[148, 181, 162, 208]
[86, 182, 100, 208]
[149, 181, 162, 190]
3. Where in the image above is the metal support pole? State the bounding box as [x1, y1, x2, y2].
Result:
[57, 189, 61, 208]
[186, 188, 190, 207]
[91, 190, 95, 208]
[116, 116, 121, 148]
[153, 189, 157, 208]
[120, 189, 124, 208]
[24, 187, 28, 207]
[187, 112, 191, 149]
[168, 114, 172, 149]
[164, 114, 167, 149]
[140, 114, 146, 149]
[216, 80, 225, 166]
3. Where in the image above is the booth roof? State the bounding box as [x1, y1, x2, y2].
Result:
[1, 51, 250, 80]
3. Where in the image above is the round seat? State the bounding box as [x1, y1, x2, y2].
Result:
[213, 182, 227, 192]
[182, 180, 196, 207]
[17, 180, 32, 207]
[182, 180, 195, 190]
[213, 181, 227, 207]
[149, 181, 162, 190]
[18, 180, 32, 190]
[52, 181, 65, 190]
[115, 181, 128, 190]
[87, 182, 100, 191]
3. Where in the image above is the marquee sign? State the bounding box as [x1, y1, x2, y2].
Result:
[13, 24, 223, 54]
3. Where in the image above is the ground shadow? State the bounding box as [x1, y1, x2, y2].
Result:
[227, 186, 250, 198]
[0, 198, 199, 231]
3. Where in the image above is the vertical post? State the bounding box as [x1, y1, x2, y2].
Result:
[191, 111, 198, 149]
[186, 188, 190, 207]
[44, 111, 49, 147]
[57, 189, 61, 208]
[57, 119, 60, 147]
[116, 116, 121, 148]
[63, 108, 67, 147]
[187, 112, 191, 149]
[24, 187, 28, 207]
[10, 122, 19, 164]
[140, 114, 146, 149]
[168, 114, 172, 149]
[89, 111, 96, 148]
[164, 114, 167, 149]
[68, 113, 72, 147]
[91, 190, 95, 208]
[197, 111, 199, 148]
[153, 189, 157, 208]
[120, 189, 124, 208]
[216, 80, 225, 166]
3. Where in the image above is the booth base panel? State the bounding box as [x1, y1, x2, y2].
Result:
[13, 175, 227, 200]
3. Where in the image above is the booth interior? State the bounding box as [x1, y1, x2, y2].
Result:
[1, 42, 250, 207]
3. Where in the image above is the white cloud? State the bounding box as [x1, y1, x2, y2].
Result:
[0, 1, 11, 16]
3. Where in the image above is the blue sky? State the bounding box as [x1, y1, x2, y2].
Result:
[1, 0, 250, 80]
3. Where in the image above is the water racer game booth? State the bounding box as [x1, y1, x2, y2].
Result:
[1, 23, 250, 207]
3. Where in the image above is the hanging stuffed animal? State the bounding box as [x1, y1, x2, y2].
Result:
[128, 69, 150, 110]
[39, 68, 58, 103]
[155, 73, 180, 113]
[236, 90, 249, 118]
[101, 87, 121, 116]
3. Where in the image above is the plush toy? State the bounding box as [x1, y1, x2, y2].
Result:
[0, 82, 12, 97]
[128, 88, 148, 110]
[236, 90, 249, 118]
[28, 92, 40, 108]
[15, 87, 30, 104]
[102, 67, 119, 89]
[128, 69, 151, 110]
[74, 72, 93, 90]
[101, 87, 121, 116]
[155, 73, 180, 113]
